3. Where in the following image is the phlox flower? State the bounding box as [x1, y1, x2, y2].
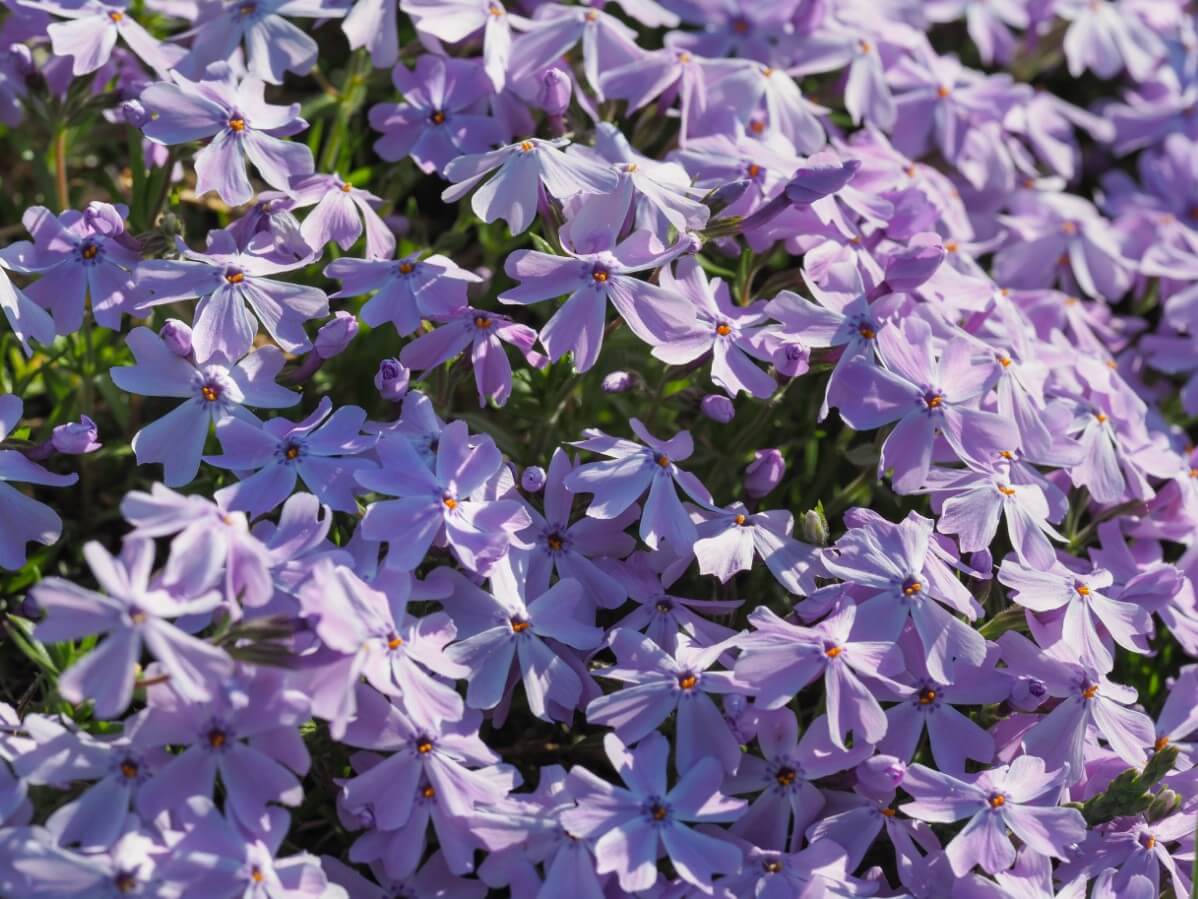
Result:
[289, 173, 394, 261]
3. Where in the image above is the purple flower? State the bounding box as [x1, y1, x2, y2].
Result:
[998, 631, 1156, 778]
[877, 636, 1008, 775]
[226, 192, 312, 263]
[369, 55, 506, 175]
[32, 539, 231, 719]
[135, 666, 309, 830]
[562, 732, 745, 891]
[587, 629, 745, 773]
[727, 708, 873, 851]
[790, 19, 898, 129]
[185, 0, 346, 85]
[565, 418, 713, 554]
[323, 853, 484, 899]
[326, 251, 481, 337]
[709, 58, 828, 153]
[290, 172, 394, 261]
[205, 396, 377, 517]
[508, 4, 642, 99]
[820, 511, 987, 682]
[500, 228, 696, 372]
[159, 318, 192, 357]
[519, 465, 545, 492]
[401, 0, 517, 91]
[141, 64, 314, 207]
[692, 504, 818, 594]
[735, 601, 907, 750]
[0, 203, 140, 334]
[297, 561, 466, 735]
[356, 420, 531, 574]
[827, 317, 1016, 493]
[38, 0, 184, 76]
[50, 415, 100, 455]
[601, 370, 638, 393]
[998, 557, 1153, 671]
[0, 264, 55, 357]
[600, 47, 715, 146]
[136, 229, 329, 361]
[400, 307, 546, 408]
[0, 395, 78, 570]
[442, 137, 617, 235]
[1057, 0, 1163, 81]
[652, 257, 776, 398]
[1066, 812, 1195, 897]
[443, 556, 601, 721]
[900, 756, 1086, 876]
[700, 394, 735, 422]
[111, 326, 298, 486]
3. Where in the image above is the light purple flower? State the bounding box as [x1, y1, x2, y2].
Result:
[326, 251, 481, 337]
[565, 418, 713, 554]
[0, 203, 140, 334]
[0, 395, 77, 569]
[442, 137, 617, 235]
[136, 229, 329, 361]
[356, 420, 531, 574]
[1056, 0, 1163, 81]
[587, 629, 745, 773]
[443, 556, 601, 722]
[141, 64, 314, 207]
[32, 538, 231, 719]
[369, 55, 506, 174]
[0, 263, 54, 357]
[901, 756, 1086, 876]
[185, 0, 347, 85]
[205, 396, 377, 517]
[735, 601, 907, 750]
[37, 0, 184, 76]
[50, 416, 101, 455]
[400, 307, 546, 408]
[290, 172, 394, 261]
[692, 504, 818, 594]
[561, 732, 745, 892]
[401, 0, 521, 92]
[110, 326, 298, 486]
[997, 557, 1153, 671]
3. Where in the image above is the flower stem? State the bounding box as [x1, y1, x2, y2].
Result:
[53, 128, 69, 210]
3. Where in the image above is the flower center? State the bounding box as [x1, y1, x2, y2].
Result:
[1095, 412, 1108, 423]
[1081, 683, 1099, 700]
[519, 140, 534, 152]
[925, 392, 943, 409]
[655, 454, 670, 468]
[422, 785, 436, 798]
[825, 645, 842, 658]
[108, 9, 124, 20]
[250, 867, 264, 883]
[716, 323, 731, 336]
[734, 513, 747, 526]
[998, 450, 1014, 460]
[762, 860, 781, 873]
[655, 598, 673, 613]
[398, 261, 414, 274]
[857, 323, 875, 339]
[488, 2, 503, 15]
[416, 740, 433, 754]
[937, 84, 951, 98]
[1075, 583, 1091, 596]
[650, 802, 669, 821]
[919, 688, 937, 705]
[285, 444, 300, 460]
[225, 270, 245, 284]
[998, 355, 1013, 368]
[201, 384, 220, 402]
[676, 51, 692, 63]
[997, 485, 1016, 496]
[1141, 833, 1156, 850]
[228, 117, 246, 132]
[511, 618, 530, 633]
[339, 182, 352, 193]
[677, 673, 698, 690]
[746, 163, 762, 178]
[546, 533, 563, 551]
[881, 806, 896, 817]
[114, 872, 137, 893]
[775, 766, 797, 786]
[81, 243, 99, 259]
[429, 110, 446, 125]
[387, 634, 403, 650]
[207, 728, 227, 749]
[1155, 735, 1169, 751]
[474, 316, 492, 329]
[859, 39, 872, 53]
[988, 793, 1005, 809]
[443, 495, 457, 510]
[592, 269, 609, 283]
[120, 759, 139, 779]
[902, 578, 923, 596]
[239, 1, 256, 14]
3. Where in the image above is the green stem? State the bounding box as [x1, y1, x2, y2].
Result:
[53, 128, 69, 211]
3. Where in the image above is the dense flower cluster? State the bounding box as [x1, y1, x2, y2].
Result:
[0, 0, 1197, 897]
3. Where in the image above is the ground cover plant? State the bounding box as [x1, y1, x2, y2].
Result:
[0, 0, 1196, 896]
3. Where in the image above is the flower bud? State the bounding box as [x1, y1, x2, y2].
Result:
[802, 508, 828, 546]
[745, 449, 784, 497]
[83, 202, 126, 237]
[51, 415, 100, 455]
[772, 341, 809, 377]
[521, 465, 547, 492]
[1009, 676, 1048, 712]
[374, 358, 410, 402]
[602, 370, 640, 393]
[701, 394, 734, 423]
[785, 158, 861, 206]
[160, 319, 193, 357]
[856, 755, 907, 799]
[1146, 788, 1181, 823]
[537, 67, 573, 116]
[315, 311, 359, 360]
[120, 98, 151, 128]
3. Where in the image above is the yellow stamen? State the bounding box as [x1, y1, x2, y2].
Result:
[825, 646, 842, 658]
[201, 385, 219, 402]
[734, 513, 747, 526]
[81, 244, 99, 259]
[677, 673, 697, 690]
[919, 688, 936, 705]
[417, 740, 433, 754]
[225, 271, 244, 284]
[387, 635, 403, 650]
[511, 619, 530, 633]
[228, 117, 245, 132]
[399, 261, 414, 274]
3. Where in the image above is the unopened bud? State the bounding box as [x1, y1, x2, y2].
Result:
[745, 449, 784, 497]
[602, 370, 640, 393]
[1009, 676, 1048, 712]
[700, 394, 734, 423]
[856, 755, 906, 799]
[160, 319, 193, 357]
[801, 508, 828, 546]
[51, 416, 100, 455]
[374, 358, 410, 402]
[315, 311, 358, 360]
[521, 465, 547, 492]
[1146, 788, 1181, 823]
[537, 67, 573, 116]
